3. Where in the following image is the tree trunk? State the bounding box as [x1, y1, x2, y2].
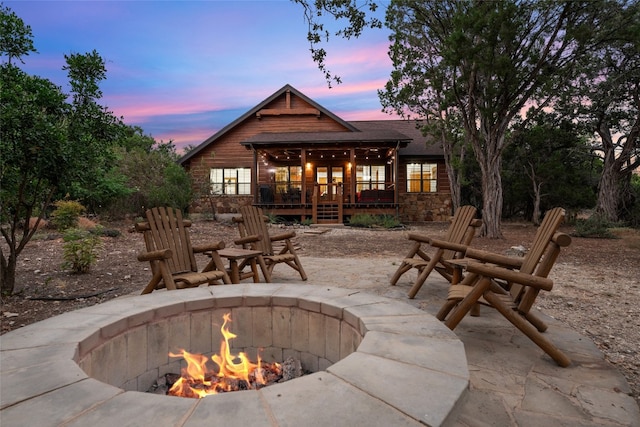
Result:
[532, 181, 542, 226]
[0, 251, 17, 296]
[480, 166, 504, 238]
[529, 164, 543, 226]
[440, 127, 464, 211]
[595, 157, 621, 222]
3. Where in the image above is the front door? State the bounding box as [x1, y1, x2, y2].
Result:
[316, 166, 343, 202]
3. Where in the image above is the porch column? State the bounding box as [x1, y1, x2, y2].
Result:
[350, 148, 356, 204]
[393, 145, 399, 205]
[252, 146, 259, 204]
[301, 149, 307, 204]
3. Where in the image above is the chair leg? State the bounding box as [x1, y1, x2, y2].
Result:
[390, 261, 413, 286]
[256, 255, 271, 282]
[288, 256, 308, 281]
[444, 278, 491, 330]
[436, 299, 458, 321]
[390, 243, 421, 286]
[484, 292, 570, 367]
[407, 250, 443, 299]
[141, 270, 163, 295]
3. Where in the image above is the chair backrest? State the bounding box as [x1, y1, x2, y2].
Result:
[442, 205, 478, 260]
[238, 205, 273, 255]
[512, 207, 570, 312]
[139, 207, 197, 274]
[519, 207, 566, 275]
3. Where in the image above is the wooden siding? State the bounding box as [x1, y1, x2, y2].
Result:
[183, 86, 452, 222]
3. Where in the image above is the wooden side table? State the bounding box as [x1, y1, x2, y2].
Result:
[218, 248, 267, 284]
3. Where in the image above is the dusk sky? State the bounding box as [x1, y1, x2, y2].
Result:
[6, 1, 399, 152]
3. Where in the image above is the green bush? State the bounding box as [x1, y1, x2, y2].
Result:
[347, 214, 402, 229]
[89, 224, 121, 238]
[61, 228, 102, 273]
[379, 214, 402, 229]
[573, 214, 618, 239]
[347, 213, 378, 228]
[50, 200, 85, 231]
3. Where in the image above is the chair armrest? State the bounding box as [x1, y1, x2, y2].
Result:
[270, 231, 296, 241]
[138, 249, 172, 262]
[428, 238, 469, 253]
[234, 234, 262, 246]
[465, 261, 553, 291]
[406, 232, 432, 243]
[192, 241, 225, 253]
[465, 247, 524, 269]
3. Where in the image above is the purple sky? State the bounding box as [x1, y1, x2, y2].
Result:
[6, 1, 398, 152]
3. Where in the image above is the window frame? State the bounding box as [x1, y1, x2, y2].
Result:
[406, 162, 438, 193]
[356, 164, 386, 191]
[210, 167, 252, 195]
[274, 165, 302, 193]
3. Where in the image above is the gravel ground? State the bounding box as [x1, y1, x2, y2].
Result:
[2, 218, 639, 405]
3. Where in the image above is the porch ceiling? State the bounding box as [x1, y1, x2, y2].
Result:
[259, 147, 395, 163]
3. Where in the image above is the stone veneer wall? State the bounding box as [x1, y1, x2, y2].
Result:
[399, 193, 453, 222]
[191, 195, 253, 215]
[76, 304, 362, 393]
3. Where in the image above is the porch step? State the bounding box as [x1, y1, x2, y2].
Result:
[316, 204, 340, 222]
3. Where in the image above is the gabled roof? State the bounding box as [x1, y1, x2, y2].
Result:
[178, 84, 358, 165]
[178, 85, 444, 165]
[351, 120, 443, 157]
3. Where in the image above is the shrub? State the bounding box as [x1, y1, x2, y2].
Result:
[347, 213, 378, 228]
[50, 200, 85, 231]
[89, 224, 121, 238]
[573, 214, 618, 239]
[61, 228, 102, 273]
[379, 214, 402, 229]
[348, 214, 402, 229]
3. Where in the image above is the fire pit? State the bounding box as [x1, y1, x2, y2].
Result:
[0, 284, 469, 426]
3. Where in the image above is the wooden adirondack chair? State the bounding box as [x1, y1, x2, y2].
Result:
[436, 207, 572, 367]
[390, 205, 481, 298]
[135, 207, 231, 294]
[233, 205, 307, 281]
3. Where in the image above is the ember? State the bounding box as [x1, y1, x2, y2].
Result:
[160, 312, 302, 398]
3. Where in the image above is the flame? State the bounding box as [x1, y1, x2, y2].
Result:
[168, 312, 278, 398]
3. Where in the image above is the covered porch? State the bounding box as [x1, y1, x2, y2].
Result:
[242, 131, 410, 223]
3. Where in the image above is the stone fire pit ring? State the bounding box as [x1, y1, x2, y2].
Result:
[1, 284, 469, 426]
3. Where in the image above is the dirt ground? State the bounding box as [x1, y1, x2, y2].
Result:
[1, 217, 639, 405]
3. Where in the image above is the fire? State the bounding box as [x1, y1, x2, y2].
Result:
[168, 312, 279, 398]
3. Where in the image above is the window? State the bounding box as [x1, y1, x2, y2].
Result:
[274, 166, 302, 192]
[210, 168, 251, 195]
[356, 165, 386, 191]
[406, 163, 437, 193]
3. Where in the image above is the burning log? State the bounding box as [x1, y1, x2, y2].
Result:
[147, 313, 304, 398]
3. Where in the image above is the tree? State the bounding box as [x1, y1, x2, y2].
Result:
[293, 0, 382, 87]
[558, 1, 640, 223]
[379, 1, 603, 237]
[0, 6, 121, 294]
[503, 115, 598, 223]
[0, 4, 35, 65]
[115, 134, 193, 216]
[60, 50, 124, 212]
[0, 64, 69, 294]
[298, 1, 608, 237]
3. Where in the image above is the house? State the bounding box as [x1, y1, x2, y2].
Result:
[178, 84, 452, 223]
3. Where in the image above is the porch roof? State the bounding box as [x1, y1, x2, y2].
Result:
[241, 130, 411, 148]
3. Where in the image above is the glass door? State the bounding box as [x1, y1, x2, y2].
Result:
[315, 166, 343, 201]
